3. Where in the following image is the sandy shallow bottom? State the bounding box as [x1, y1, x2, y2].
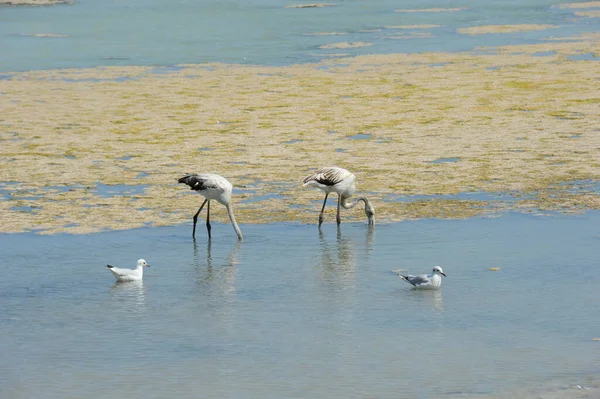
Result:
[1, 34, 599, 234]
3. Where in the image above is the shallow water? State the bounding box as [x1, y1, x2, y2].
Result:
[2, 212, 600, 398]
[1, 0, 599, 72]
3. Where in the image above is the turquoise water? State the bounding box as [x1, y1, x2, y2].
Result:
[1, 0, 599, 72]
[2, 213, 600, 398]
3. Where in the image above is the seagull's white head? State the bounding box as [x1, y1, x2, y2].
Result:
[432, 265, 446, 277]
[137, 259, 150, 268]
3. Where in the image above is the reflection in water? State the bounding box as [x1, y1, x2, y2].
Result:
[407, 288, 444, 313]
[365, 224, 375, 258]
[109, 280, 146, 311]
[314, 226, 376, 359]
[316, 225, 376, 296]
[4, 214, 600, 399]
[193, 239, 241, 301]
[191, 239, 241, 331]
[406, 289, 445, 336]
[318, 226, 357, 289]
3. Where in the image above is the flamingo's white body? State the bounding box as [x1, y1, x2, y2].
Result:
[303, 166, 375, 227]
[397, 266, 447, 290]
[107, 259, 150, 282]
[178, 173, 243, 240]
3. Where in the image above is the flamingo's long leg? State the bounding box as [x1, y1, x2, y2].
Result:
[319, 193, 329, 227]
[192, 199, 208, 238]
[336, 194, 342, 225]
[206, 200, 212, 239]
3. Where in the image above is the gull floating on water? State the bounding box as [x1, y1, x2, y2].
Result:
[106, 259, 150, 282]
[395, 266, 447, 290]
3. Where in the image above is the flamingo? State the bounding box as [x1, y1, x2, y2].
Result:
[302, 166, 375, 227]
[397, 266, 447, 290]
[106, 259, 149, 282]
[178, 173, 243, 240]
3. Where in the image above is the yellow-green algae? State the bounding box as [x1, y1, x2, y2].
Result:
[457, 24, 557, 35]
[1, 34, 600, 235]
[394, 8, 464, 13]
[386, 32, 434, 40]
[319, 42, 373, 49]
[557, 2, 600, 9]
[284, 4, 336, 8]
[0, 0, 71, 4]
[575, 10, 600, 17]
[384, 25, 442, 30]
[19, 33, 69, 38]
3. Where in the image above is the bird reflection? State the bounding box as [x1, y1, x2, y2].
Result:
[317, 225, 358, 290]
[365, 224, 375, 257]
[408, 288, 445, 313]
[193, 238, 240, 299]
[109, 280, 146, 311]
[315, 225, 376, 341]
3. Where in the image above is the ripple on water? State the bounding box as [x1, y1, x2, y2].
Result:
[1, 215, 600, 398]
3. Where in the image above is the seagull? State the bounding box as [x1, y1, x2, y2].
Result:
[397, 266, 447, 290]
[303, 166, 375, 227]
[107, 259, 150, 282]
[178, 173, 243, 240]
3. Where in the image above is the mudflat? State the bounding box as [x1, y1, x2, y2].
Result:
[1, 34, 599, 234]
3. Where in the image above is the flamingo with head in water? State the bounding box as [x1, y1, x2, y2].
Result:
[178, 173, 243, 240]
[302, 166, 375, 227]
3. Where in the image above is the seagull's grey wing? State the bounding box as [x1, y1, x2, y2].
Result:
[303, 167, 350, 186]
[107, 266, 128, 277]
[401, 274, 431, 287]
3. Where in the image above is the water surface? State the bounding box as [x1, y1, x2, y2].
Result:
[1, 0, 599, 72]
[2, 212, 600, 398]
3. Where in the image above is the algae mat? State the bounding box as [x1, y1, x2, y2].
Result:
[1, 35, 600, 234]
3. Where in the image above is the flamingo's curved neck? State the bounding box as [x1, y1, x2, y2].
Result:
[226, 204, 243, 240]
[340, 195, 369, 209]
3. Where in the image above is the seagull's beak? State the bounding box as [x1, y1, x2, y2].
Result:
[146, 263, 150, 267]
[441, 272, 446, 277]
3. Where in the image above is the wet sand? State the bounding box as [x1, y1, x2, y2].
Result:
[1, 34, 599, 234]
